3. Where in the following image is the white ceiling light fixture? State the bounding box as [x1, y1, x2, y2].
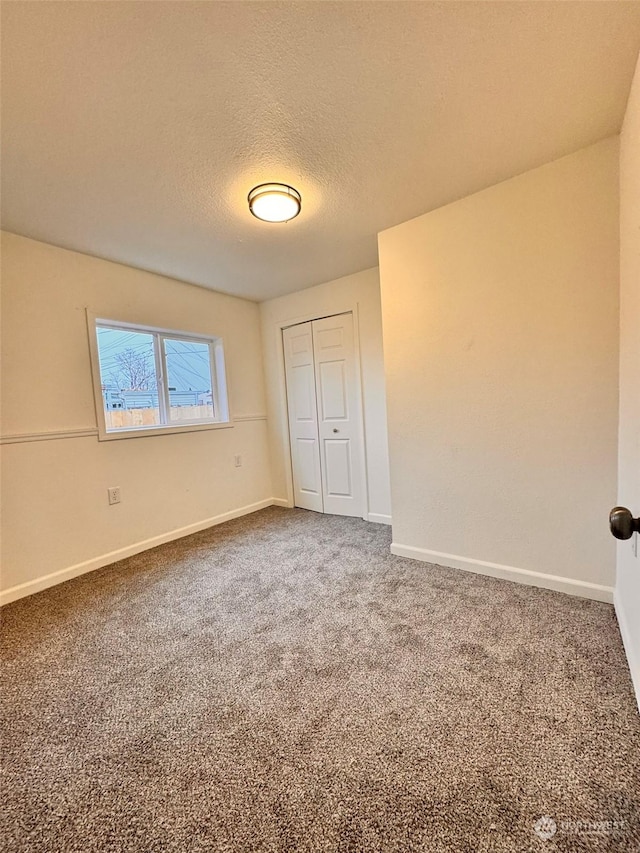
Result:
[248, 183, 301, 223]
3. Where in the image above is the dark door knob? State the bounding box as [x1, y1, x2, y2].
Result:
[609, 507, 640, 540]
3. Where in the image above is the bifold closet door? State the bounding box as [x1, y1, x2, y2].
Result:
[282, 322, 323, 512]
[283, 313, 364, 518]
[312, 313, 364, 517]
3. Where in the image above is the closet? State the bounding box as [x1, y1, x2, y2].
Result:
[282, 312, 365, 517]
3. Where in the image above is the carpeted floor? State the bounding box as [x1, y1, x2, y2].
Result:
[1, 507, 639, 853]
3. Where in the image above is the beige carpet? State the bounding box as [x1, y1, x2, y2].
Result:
[1, 507, 639, 852]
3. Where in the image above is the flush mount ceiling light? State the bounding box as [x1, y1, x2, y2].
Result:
[248, 183, 301, 223]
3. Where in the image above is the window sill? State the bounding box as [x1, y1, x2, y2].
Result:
[97, 420, 234, 441]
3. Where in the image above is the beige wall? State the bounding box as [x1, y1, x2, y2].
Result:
[378, 138, 619, 600]
[616, 53, 640, 699]
[260, 268, 392, 522]
[0, 232, 274, 602]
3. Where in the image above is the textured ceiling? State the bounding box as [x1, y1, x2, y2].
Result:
[2, 1, 640, 301]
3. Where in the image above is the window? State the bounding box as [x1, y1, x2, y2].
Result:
[89, 317, 230, 439]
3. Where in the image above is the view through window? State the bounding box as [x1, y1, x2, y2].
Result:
[94, 322, 227, 434]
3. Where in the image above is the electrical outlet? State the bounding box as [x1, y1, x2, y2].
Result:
[234, 455, 242, 468]
[107, 487, 121, 505]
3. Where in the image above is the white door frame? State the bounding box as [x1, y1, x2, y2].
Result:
[274, 305, 370, 521]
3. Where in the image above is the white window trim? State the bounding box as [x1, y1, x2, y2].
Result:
[87, 312, 233, 441]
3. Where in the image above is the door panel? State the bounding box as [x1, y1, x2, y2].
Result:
[312, 313, 364, 517]
[324, 439, 352, 496]
[315, 326, 344, 351]
[318, 361, 348, 421]
[282, 323, 323, 512]
[296, 438, 322, 494]
[291, 364, 316, 421]
[290, 331, 311, 355]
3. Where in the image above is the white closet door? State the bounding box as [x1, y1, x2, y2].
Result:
[312, 313, 364, 518]
[282, 322, 323, 512]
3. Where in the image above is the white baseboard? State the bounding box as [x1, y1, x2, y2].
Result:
[390, 542, 614, 603]
[1, 498, 283, 607]
[614, 589, 640, 712]
[367, 513, 392, 525]
[270, 497, 292, 508]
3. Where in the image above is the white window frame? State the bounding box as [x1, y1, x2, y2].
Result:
[87, 313, 232, 440]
